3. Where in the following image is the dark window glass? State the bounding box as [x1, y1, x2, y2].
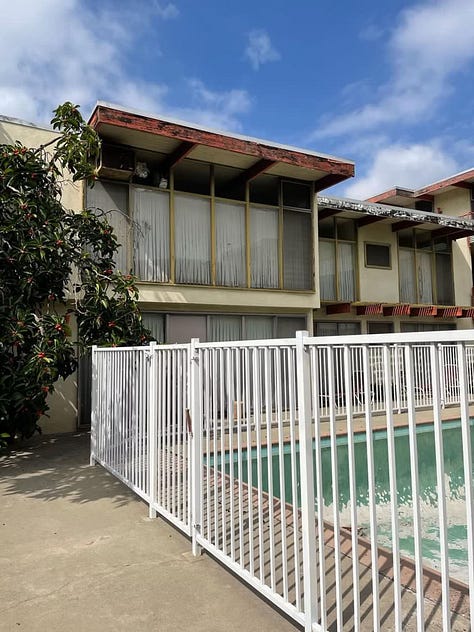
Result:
[282, 181, 311, 209]
[336, 218, 356, 241]
[318, 216, 336, 239]
[250, 175, 279, 206]
[398, 228, 414, 248]
[173, 160, 210, 195]
[365, 243, 391, 268]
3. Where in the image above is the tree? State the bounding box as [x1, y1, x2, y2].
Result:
[0, 102, 150, 443]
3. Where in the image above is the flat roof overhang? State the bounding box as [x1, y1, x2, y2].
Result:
[318, 195, 474, 240]
[88, 102, 355, 189]
[368, 168, 474, 204]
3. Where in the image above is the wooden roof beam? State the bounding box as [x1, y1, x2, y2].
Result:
[240, 159, 276, 183]
[314, 173, 350, 192]
[318, 208, 342, 221]
[357, 215, 386, 228]
[161, 141, 197, 172]
[392, 220, 416, 232]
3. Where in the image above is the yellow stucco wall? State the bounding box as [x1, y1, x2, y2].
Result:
[357, 222, 400, 303]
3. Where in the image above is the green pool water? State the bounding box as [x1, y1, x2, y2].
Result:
[218, 419, 474, 583]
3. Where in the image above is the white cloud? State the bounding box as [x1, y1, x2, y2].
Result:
[344, 142, 459, 200]
[154, 2, 179, 19]
[0, 1, 250, 132]
[245, 29, 280, 70]
[314, 0, 474, 139]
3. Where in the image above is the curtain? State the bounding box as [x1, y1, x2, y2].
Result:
[250, 206, 279, 288]
[436, 254, 453, 305]
[283, 210, 312, 289]
[86, 181, 129, 272]
[209, 315, 242, 342]
[399, 250, 416, 302]
[141, 313, 165, 342]
[175, 194, 211, 284]
[215, 201, 246, 287]
[337, 242, 355, 301]
[319, 241, 336, 300]
[133, 188, 170, 282]
[417, 251, 433, 303]
[245, 316, 274, 340]
[276, 316, 307, 338]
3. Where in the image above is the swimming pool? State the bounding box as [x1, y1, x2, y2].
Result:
[220, 419, 474, 583]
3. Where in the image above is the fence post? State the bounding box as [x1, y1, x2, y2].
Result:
[295, 331, 318, 631]
[89, 345, 98, 466]
[148, 342, 158, 519]
[190, 338, 202, 556]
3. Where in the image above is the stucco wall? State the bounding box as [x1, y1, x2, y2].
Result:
[357, 222, 399, 303]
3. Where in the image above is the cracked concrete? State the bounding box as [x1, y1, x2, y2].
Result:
[0, 433, 298, 632]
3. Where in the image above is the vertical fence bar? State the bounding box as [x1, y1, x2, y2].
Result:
[148, 342, 158, 519]
[404, 343, 425, 631]
[190, 339, 202, 556]
[383, 344, 402, 632]
[362, 344, 380, 632]
[343, 344, 360, 631]
[457, 341, 474, 619]
[90, 345, 98, 466]
[295, 331, 318, 632]
[430, 343, 450, 631]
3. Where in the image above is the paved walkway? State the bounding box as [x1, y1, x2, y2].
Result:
[0, 433, 298, 632]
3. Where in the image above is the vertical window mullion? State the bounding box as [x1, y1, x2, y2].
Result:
[210, 166, 216, 285]
[170, 169, 175, 283]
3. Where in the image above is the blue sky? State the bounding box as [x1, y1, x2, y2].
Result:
[2, 0, 474, 198]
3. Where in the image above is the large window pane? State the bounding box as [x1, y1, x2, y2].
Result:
[337, 242, 356, 301]
[175, 194, 211, 284]
[250, 206, 279, 288]
[141, 313, 165, 342]
[245, 316, 274, 339]
[319, 241, 336, 300]
[209, 315, 242, 341]
[436, 254, 453, 305]
[283, 210, 312, 289]
[417, 251, 433, 303]
[399, 249, 416, 302]
[86, 181, 129, 271]
[167, 314, 207, 343]
[133, 188, 170, 282]
[215, 201, 246, 287]
[276, 317, 306, 338]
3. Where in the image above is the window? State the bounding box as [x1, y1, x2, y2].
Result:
[94, 168, 314, 291]
[86, 181, 129, 272]
[174, 194, 211, 284]
[314, 321, 361, 336]
[133, 188, 170, 282]
[319, 217, 357, 301]
[367, 322, 394, 334]
[365, 243, 391, 269]
[400, 322, 456, 333]
[398, 229, 453, 305]
[142, 313, 307, 343]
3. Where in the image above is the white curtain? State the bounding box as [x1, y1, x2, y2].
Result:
[209, 315, 242, 342]
[319, 241, 336, 300]
[399, 250, 416, 302]
[215, 201, 246, 287]
[245, 316, 274, 340]
[175, 194, 211, 284]
[133, 188, 170, 282]
[417, 251, 433, 303]
[141, 313, 165, 342]
[283, 210, 312, 289]
[86, 181, 129, 272]
[337, 242, 356, 301]
[250, 206, 279, 288]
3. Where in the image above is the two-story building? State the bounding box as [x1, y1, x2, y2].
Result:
[86, 102, 355, 347]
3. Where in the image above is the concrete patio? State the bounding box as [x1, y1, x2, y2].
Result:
[0, 433, 298, 632]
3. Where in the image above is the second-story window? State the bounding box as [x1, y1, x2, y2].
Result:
[398, 229, 453, 305]
[319, 216, 357, 302]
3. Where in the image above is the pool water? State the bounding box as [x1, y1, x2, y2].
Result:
[221, 419, 474, 583]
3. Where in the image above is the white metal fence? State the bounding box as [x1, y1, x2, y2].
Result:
[91, 330, 474, 631]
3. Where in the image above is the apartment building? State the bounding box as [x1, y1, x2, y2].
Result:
[86, 103, 355, 346]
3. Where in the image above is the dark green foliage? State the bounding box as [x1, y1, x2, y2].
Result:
[0, 103, 149, 443]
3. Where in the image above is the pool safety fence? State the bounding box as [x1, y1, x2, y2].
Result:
[90, 330, 474, 631]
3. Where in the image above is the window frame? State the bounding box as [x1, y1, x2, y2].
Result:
[364, 241, 392, 270]
[318, 216, 358, 302]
